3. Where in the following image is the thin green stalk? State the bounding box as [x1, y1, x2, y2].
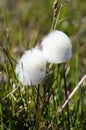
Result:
[36, 84, 41, 130]
[63, 64, 70, 130]
[73, 99, 80, 127]
[0, 103, 4, 130]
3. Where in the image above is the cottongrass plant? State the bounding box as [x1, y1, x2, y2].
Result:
[41, 29, 72, 129]
[15, 29, 72, 129]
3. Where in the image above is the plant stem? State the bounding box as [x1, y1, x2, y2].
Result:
[36, 84, 41, 130]
[63, 64, 70, 130]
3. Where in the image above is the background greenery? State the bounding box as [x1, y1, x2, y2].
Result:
[0, 0, 86, 130]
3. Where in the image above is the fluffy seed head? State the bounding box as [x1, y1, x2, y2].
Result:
[15, 48, 47, 86]
[41, 30, 72, 63]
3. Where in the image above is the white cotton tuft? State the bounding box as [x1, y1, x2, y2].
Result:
[41, 30, 72, 63]
[15, 48, 47, 86]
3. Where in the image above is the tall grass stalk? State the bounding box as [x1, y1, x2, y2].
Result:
[51, 0, 64, 30]
[36, 84, 41, 130]
[63, 64, 70, 130]
[0, 104, 4, 130]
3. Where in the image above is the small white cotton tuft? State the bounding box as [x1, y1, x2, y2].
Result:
[15, 48, 47, 86]
[41, 30, 72, 63]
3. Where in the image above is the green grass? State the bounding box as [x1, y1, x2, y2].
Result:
[0, 0, 86, 130]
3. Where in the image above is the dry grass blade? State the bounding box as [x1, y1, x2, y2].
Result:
[51, 0, 65, 30]
[2, 86, 20, 101]
[53, 0, 59, 17]
[52, 0, 59, 30]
